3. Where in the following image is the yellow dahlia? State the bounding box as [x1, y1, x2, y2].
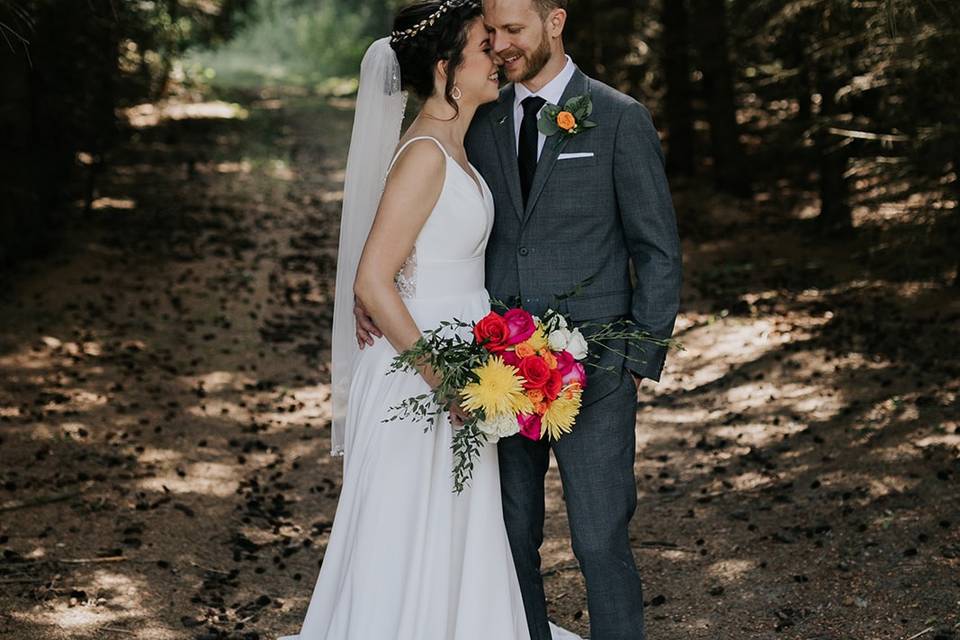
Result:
[525, 326, 549, 353]
[541, 388, 582, 440]
[460, 356, 534, 418]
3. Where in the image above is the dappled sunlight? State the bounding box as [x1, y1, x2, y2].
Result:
[177, 374, 331, 431]
[319, 189, 344, 203]
[914, 431, 960, 449]
[284, 437, 329, 462]
[726, 468, 791, 492]
[541, 538, 575, 563]
[24, 546, 49, 560]
[706, 558, 758, 583]
[14, 569, 150, 633]
[656, 548, 700, 562]
[817, 469, 922, 498]
[203, 159, 253, 174]
[138, 459, 241, 497]
[125, 100, 249, 128]
[269, 159, 297, 181]
[252, 97, 286, 110]
[181, 370, 258, 393]
[91, 197, 138, 211]
[134, 446, 183, 464]
[664, 315, 825, 393]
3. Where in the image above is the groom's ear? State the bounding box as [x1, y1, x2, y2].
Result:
[546, 8, 566, 38]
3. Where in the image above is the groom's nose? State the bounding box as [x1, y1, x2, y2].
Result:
[491, 31, 510, 54]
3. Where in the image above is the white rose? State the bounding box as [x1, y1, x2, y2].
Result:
[542, 309, 568, 332]
[548, 328, 571, 351]
[477, 413, 520, 444]
[566, 328, 589, 360]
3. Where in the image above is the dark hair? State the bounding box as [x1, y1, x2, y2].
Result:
[390, 1, 483, 116]
[534, 0, 568, 18]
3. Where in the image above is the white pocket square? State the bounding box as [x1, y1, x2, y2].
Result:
[557, 152, 595, 160]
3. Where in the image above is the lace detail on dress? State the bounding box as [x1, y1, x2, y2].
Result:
[394, 246, 417, 299]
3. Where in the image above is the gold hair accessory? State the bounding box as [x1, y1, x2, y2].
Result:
[390, 0, 480, 44]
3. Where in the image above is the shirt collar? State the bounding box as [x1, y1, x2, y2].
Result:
[513, 55, 576, 111]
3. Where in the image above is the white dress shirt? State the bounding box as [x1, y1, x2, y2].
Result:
[513, 55, 577, 159]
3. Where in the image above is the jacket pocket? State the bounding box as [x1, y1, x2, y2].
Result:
[559, 289, 632, 322]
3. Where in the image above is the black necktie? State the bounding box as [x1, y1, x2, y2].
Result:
[518, 96, 546, 207]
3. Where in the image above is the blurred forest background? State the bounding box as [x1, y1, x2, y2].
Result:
[1, 0, 959, 277]
[1, 1, 958, 639]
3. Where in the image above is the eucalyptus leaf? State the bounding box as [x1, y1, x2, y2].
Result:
[565, 94, 590, 116]
[538, 115, 561, 136]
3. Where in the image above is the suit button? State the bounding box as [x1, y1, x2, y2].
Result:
[519, 247, 529, 256]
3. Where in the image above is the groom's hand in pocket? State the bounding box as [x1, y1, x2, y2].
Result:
[354, 298, 383, 348]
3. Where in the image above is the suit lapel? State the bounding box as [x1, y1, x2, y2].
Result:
[490, 85, 525, 222]
[521, 69, 590, 226]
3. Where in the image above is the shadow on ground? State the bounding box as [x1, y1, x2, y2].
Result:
[0, 87, 957, 640]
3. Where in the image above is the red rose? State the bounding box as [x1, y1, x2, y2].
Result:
[473, 312, 510, 352]
[518, 355, 551, 390]
[543, 369, 563, 400]
[504, 308, 536, 345]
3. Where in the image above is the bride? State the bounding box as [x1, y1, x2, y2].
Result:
[279, 1, 580, 638]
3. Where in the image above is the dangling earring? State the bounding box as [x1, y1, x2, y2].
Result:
[451, 86, 462, 101]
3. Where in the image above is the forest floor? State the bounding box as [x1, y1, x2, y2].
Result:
[1, 87, 959, 640]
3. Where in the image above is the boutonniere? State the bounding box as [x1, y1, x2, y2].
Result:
[538, 93, 597, 143]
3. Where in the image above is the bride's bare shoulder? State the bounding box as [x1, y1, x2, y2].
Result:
[385, 137, 447, 191]
[378, 138, 447, 221]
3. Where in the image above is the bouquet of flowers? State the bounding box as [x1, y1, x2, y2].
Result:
[386, 305, 672, 493]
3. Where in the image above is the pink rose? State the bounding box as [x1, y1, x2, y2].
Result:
[555, 350, 575, 375]
[517, 413, 542, 441]
[562, 361, 587, 388]
[503, 308, 536, 345]
[500, 349, 521, 367]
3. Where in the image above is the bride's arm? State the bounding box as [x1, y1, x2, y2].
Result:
[353, 139, 446, 389]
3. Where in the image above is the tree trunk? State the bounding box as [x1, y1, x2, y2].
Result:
[690, 0, 751, 197]
[661, 0, 695, 177]
[565, 0, 599, 79]
[813, 73, 852, 231]
[954, 149, 960, 288]
[565, 0, 639, 91]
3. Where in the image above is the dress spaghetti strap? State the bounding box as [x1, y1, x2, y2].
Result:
[386, 135, 449, 174]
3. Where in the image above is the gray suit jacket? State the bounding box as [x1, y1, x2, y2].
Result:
[466, 67, 682, 405]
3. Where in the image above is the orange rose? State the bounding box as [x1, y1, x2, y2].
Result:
[526, 389, 545, 404]
[542, 351, 558, 369]
[556, 111, 576, 132]
[515, 342, 536, 359]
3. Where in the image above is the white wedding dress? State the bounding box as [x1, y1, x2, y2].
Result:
[279, 136, 581, 640]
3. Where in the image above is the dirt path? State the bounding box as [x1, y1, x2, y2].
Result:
[1, 89, 958, 640]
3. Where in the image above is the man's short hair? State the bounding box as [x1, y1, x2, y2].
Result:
[534, 0, 568, 19]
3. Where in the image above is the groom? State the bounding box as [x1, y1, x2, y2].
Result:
[357, 0, 681, 637]
[468, 1, 680, 637]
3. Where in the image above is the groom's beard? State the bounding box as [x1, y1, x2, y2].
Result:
[505, 31, 552, 84]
